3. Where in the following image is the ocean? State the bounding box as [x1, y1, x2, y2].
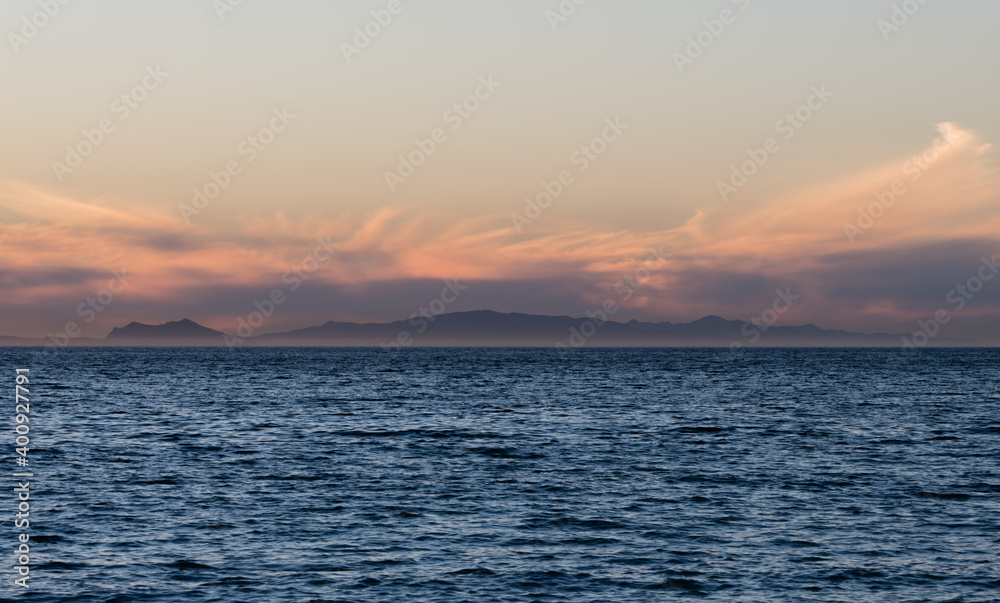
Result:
[2, 347, 999, 601]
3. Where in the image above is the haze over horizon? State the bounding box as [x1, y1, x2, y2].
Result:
[4, 312, 980, 349]
[3, 0, 1000, 345]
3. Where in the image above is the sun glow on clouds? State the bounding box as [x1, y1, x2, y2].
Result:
[670, 123, 995, 261]
[1, 123, 998, 333]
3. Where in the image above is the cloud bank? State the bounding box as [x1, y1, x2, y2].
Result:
[2, 123, 998, 342]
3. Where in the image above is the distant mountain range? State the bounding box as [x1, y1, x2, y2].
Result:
[0, 311, 979, 347]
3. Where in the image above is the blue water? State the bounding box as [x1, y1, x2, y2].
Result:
[2, 348, 999, 602]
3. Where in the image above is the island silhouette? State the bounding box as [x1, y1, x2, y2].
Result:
[0, 311, 977, 347]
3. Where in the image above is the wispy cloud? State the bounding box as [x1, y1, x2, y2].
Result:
[1, 124, 998, 338]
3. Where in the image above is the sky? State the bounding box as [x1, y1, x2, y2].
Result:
[2, 0, 999, 343]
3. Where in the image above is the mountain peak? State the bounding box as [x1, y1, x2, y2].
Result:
[106, 319, 225, 342]
[692, 315, 733, 324]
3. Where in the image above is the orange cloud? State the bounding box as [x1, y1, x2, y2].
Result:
[1, 123, 998, 335]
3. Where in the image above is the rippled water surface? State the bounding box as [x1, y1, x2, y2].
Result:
[2, 347, 999, 602]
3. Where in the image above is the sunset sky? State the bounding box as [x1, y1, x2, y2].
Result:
[2, 0, 999, 342]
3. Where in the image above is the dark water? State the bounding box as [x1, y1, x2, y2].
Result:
[2, 347, 999, 602]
